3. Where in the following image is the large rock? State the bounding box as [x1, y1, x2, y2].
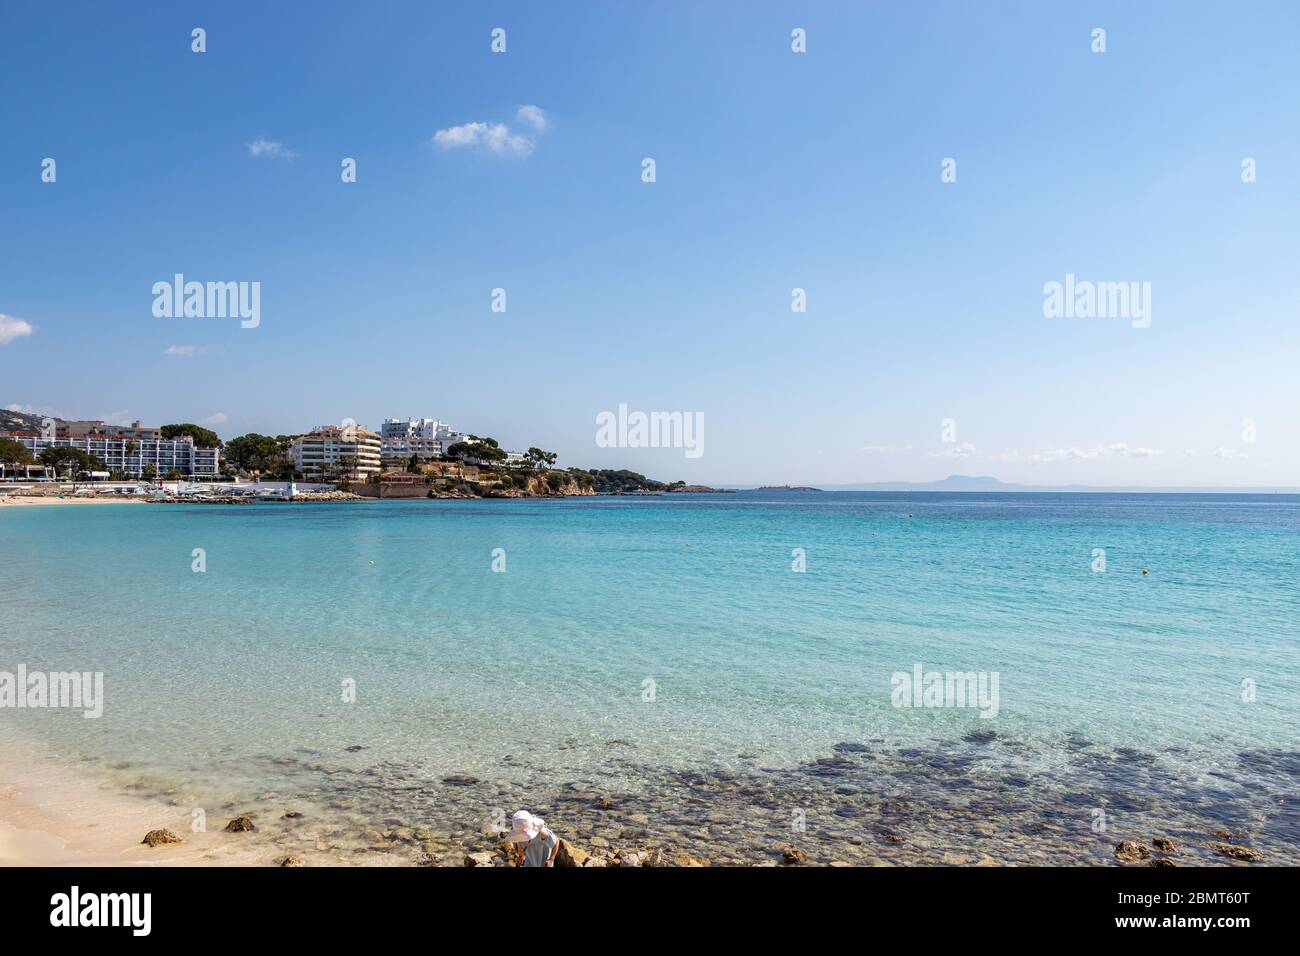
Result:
[1114, 840, 1150, 864]
[224, 816, 257, 833]
[555, 839, 589, 868]
[1209, 842, 1261, 862]
[141, 829, 183, 847]
[673, 851, 709, 867]
[782, 846, 807, 865]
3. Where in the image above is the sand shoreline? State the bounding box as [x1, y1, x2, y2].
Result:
[0, 739, 276, 866]
[0, 494, 145, 507]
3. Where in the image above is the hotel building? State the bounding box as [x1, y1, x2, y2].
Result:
[2, 423, 221, 479]
[290, 425, 382, 480]
[380, 417, 468, 463]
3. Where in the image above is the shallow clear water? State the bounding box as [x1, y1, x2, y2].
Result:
[2, 492, 1297, 864]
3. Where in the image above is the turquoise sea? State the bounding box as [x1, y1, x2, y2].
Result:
[2, 492, 1297, 865]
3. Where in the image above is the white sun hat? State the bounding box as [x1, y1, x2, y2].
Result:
[503, 810, 544, 843]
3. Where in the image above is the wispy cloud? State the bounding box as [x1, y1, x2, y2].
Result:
[1028, 443, 1163, 464]
[1214, 447, 1248, 460]
[248, 138, 297, 159]
[201, 412, 228, 426]
[515, 104, 547, 131]
[858, 444, 911, 454]
[930, 443, 977, 459]
[0, 314, 35, 345]
[434, 106, 547, 157]
[163, 345, 206, 357]
[97, 410, 134, 426]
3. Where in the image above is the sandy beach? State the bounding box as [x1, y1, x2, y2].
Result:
[0, 747, 265, 867]
[0, 494, 145, 507]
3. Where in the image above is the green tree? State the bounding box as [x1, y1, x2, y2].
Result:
[447, 436, 506, 464]
[525, 447, 558, 470]
[38, 447, 105, 479]
[223, 433, 285, 474]
[0, 437, 33, 478]
[160, 423, 223, 448]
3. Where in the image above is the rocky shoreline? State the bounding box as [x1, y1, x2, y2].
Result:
[107, 731, 1293, 867]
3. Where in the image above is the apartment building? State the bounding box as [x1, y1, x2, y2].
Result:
[380, 417, 468, 463]
[290, 425, 382, 480]
[2, 429, 220, 478]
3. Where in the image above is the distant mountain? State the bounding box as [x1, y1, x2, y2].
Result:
[0, 409, 61, 433]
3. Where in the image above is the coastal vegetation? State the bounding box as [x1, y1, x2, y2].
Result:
[0, 437, 33, 472]
[220, 433, 296, 479]
[160, 423, 223, 448]
[37, 446, 105, 478]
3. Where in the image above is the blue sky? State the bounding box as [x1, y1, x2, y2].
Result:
[2, 1, 1298, 486]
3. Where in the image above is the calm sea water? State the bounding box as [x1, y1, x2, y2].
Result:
[3, 492, 1297, 864]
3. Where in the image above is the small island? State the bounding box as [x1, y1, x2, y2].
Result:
[755, 485, 823, 492]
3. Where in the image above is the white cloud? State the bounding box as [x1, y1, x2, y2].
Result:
[858, 444, 910, 454]
[0, 314, 35, 345]
[163, 345, 206, 357]
[515, 105, 547, 131]
[97, 410, 134, 426]
[201, 412, 228, 426]
[248, 138, 297, 159]
[434, 107, 547, 157]
[987, 450, 1020, 462]
[4, 403, 35, 413]
[434, 122, 532, 156]
[1028, 442, 1163, 464]
[1214, 447, 1248, 459]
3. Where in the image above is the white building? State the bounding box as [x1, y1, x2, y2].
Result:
[2, 431, 220, 479]
[291, 425, 382, 480]
[380, 417, 468, 462]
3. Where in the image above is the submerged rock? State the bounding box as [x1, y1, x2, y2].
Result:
[1151, 837, 1178, 853]
[225, 816, 257, 833]
[141, 829, 183, 847]
[782, 846, 807, 865]
[1209, 842, 1261, 862]
[278, 855, 304, 867]
[464, 851, 498, 867]
[1114, 840, 1150, 864]
[442, 774, 479, 786]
